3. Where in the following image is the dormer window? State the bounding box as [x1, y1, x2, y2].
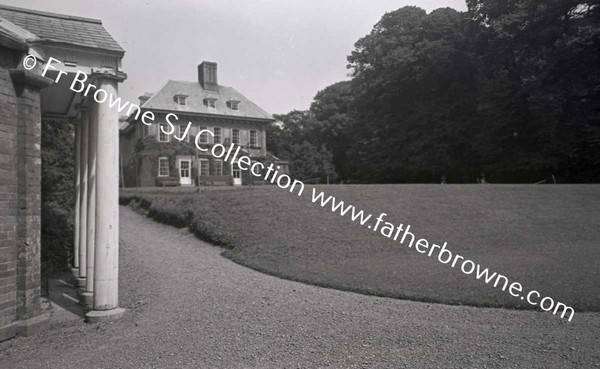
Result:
[203, 97, 217, 109]
[227, 99, 240, 111]
[174, 93, 188, 106]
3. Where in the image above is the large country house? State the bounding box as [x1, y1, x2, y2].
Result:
[120, 62, 288, 187]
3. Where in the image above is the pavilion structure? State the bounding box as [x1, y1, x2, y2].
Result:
[0, 4, 127, 340]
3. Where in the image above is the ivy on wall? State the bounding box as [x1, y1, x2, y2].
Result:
[137, 137, 195, 178]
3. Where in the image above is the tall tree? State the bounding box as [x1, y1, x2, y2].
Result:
[467, 0, 600, 181]
[347, 6, 480, 182]
[275, 2, 599, 183]
[310, 81, 356, 181]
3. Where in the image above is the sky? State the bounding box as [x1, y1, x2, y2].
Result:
[3, 0, 467, 115]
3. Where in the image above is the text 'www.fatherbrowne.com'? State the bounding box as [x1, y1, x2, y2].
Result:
[309, 188, 575, 322]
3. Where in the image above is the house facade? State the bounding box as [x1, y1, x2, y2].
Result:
[120, 62, 288, 187]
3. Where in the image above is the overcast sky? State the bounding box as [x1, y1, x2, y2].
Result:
[4, 0, 467, 115]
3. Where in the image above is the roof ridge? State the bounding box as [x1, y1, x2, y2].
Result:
[170, 79, 235, 90]
[0, 5, 103, 25]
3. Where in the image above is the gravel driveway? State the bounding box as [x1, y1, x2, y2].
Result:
[0, 206, 598, 368]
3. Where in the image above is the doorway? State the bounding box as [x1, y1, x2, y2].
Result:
[179, 159, 192, 186]
[232, 164, 242, 186]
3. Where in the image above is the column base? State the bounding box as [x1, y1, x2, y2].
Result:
[71, 267, 79, 277]
[86, 308, 126, 324]
[78, 291, 93, 308]
[75, 277, 86, 289]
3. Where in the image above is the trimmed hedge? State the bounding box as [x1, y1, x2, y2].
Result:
[121, 195, 234, 249]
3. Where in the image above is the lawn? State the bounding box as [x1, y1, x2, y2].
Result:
[120, 184, 600, 312]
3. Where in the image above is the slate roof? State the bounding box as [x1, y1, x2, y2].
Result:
[142, 80, 274, 121]
[0, 5, 124, 54]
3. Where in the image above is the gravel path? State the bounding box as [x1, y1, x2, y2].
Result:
[0, 206, 598, 368]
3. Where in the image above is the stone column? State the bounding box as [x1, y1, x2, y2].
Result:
[86, 76, 125, 322]
[72, 122, 80, 276]
[81, 101, 98, 307]
[77, 109, 89, 287]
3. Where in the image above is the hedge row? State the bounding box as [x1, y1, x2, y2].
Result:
[119, 194, 234, 249]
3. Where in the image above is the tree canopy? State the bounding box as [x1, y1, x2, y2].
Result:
[268, 1, 600, 183]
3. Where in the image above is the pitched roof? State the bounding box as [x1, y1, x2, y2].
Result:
[142, 80, 274, 121]
[0, 5, 124, 54]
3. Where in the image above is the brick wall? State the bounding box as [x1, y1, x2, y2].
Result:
[15, 85, 42, 321]
[0, 49, 20, 341]
[0, 45, 45, 341]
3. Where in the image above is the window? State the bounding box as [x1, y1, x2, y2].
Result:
[176, 96, 187, 106]
[214, 160, 223, 176]
[178, 124, 189, 142]
[213, 127, 222, 144]
[199, 159, 209, 176]
[179, 160, 190, 178]
[138, 124, 148, 139]
[199, 126, 209, 144]
[158, 157, 169, 177]
[232, 128, 240, 145]
[249, 130, 257, 147]
[158, 124, 169, 142]
[203, 98, 217, 108]
[227, 100, 240, 110]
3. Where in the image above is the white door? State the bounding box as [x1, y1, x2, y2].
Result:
[179, 159, 192, 186]
[232, 164, 242, 186]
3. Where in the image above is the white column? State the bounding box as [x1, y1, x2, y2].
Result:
[87, 76, 124, 322]
[73, 123, 81, 274]
[78, 109, 89, 286]
[82, 101, 98, 306]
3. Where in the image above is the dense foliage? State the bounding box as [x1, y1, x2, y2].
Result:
[41, 120, 74, 272]
[268, 111, 337, 182]
[268, 1, 600, 183]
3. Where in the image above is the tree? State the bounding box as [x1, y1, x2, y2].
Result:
[310, 81, 356, 181]
[347, 6, 480, 182]
[467, 0, 600, 181]
[268, 111, 337, 182]
[273, 3, 600, 183]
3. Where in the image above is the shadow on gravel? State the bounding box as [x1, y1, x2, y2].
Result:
[47, 272, 87, 319]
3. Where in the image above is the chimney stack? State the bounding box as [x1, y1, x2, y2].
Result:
[198, 61, 218, 91]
